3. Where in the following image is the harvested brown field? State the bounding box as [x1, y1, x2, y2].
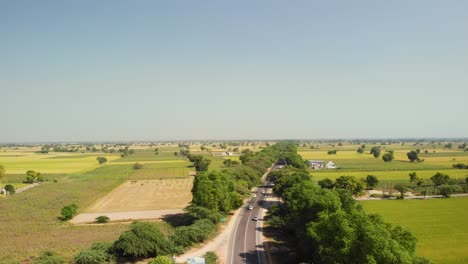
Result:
[86, 178, 194, 212]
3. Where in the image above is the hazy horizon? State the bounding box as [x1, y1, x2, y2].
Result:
[2, 1, 467, 142]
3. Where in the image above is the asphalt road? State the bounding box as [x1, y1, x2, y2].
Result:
[227, 168, 274, 264]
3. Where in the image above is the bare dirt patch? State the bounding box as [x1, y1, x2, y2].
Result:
[86, 178, 193, 213]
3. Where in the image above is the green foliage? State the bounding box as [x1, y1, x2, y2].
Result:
[407, 151, 420, 162]
[114, 221, 174, 259]
[204, 251, 218, 264]
[133, 162, 144, 170]
[73, 249, 107, 264]
[365, 175, 379, 189]
[430, 172, 450, 187]
[187, 155, 211, 172]
[452, 163, 467, 169]
[60, 203, 79, 221]
[327, 150, 337, 155]
[96, 156, 107, 165]
[382, 151, 394, 162]
[26, 170, 44, 183]
[438, 185, 461, 198]
[334, 176, 364, 195]
[191, 171, 242, 212]
[148, 256, 174, 264]
[74, 241, 114, 264]
[318, 178, 334, 189]
[223, 159, 240, 167]
[185, 205, 223, 224]
[170, 219, 216, 249]
[306, 210, 422, 264]
[274, 171, 312, 196]
[223, 165, 261, 189]
[32, 251, 66, 264]
[370, 146, 381, 158]
[357, 147, 365, 154]
[394, 184, 407, 199]
[95, 215, 110, 223]
[268, 142, 427, 264]
[4, 184, 15, 194]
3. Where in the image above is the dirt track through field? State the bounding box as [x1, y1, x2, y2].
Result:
[70, 209, 184, 224]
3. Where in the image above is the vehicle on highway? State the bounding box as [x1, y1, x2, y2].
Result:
[261, 189, 266, 194]
[248, 205, 253, 210]
[252, 193, 257, 197]
[252, 216, 258, 221]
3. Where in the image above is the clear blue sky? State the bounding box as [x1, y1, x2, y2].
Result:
[1, 1, 467, 142]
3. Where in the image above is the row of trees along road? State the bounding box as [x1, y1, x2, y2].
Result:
[267, 143, 431, 264]
[69, 143, 290, 262]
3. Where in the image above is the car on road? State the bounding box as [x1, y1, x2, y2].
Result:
[252, 216, 258, 221]
[252, 193, 257, 198]
[248, 205, 253, 210]
[261, 189, 266, 194]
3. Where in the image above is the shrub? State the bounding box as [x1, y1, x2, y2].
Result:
[4, 184, 15, 194]
[114, 221, 174, 259]
[148, 256, 174, 264]
[96, 156, 107, 165]
[171, 219, 216, 249]
[32, 251, 66, 264]
[95, 215, 110, 223]
[60, 203, 79, 221]
[74, 249, 106, 264]
[133, 162, 144, 170]
[204, 251, 218, 264]
[438, 185, 461, 198]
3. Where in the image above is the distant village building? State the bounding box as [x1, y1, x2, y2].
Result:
[212, 151, 238, 157]
[309, 160, 337, 169]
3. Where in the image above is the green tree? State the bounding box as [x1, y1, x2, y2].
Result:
[407, 150, 420, 162]
[60, 203, 79, 221]
[334, 176, 364, 195]
[318, 178, 334, 189]
[95, 215, 110, 223]
[114, 221, 174, 259]
[26, 170, 44, 183]
[365, 175, 379, 189]
[191, 171, 242, 212]
[133, 162, 143, 170]
[96, 156, 107, 165]
[394, 184, 406, 199]
[4, 184, 15, 194]
[409, 172, 418, 182]
[382, 151, 394, 162]
[357, 147, 365, 154]
[438, 185, 460, 198]
[430, 172, 450, 187]
[370, 146, 381, 158]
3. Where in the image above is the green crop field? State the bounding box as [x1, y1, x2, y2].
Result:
[129, 161, 193, 180]
[360, 197, 468, 264]
[0, 152, 121, 174]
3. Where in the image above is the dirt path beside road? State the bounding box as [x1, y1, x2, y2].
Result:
[70, 209, 184, 224]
